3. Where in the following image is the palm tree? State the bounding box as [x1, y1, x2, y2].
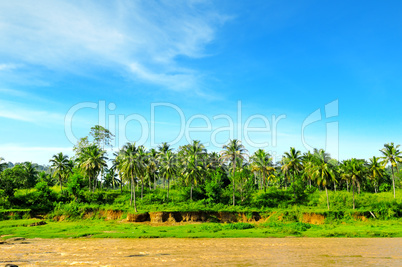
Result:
[146, 148, 159, 190]
[236, 158, 252, 203]
[157, 142, 172, 188]
[160, 150, 177, 200]
[368, 156, 385, 193]
[23, 162, 39, 189]
[282, 147, 302, 200]
[221, 139, 248, 206]
[118, 143, 144, 211]
[49, 152, 70, 193]
[302, 151, 315, 188]
[343, 158, 366, 209]
[78, 145, 108, 192]
[251, 149, 275, 192]
[136, 145, 147, 199]
[310, 149, 336, 210]
[380, 143, 401, 198]
[181, 140, 207, 200]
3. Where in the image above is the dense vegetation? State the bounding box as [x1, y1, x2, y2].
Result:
[0, 125, 401, 218]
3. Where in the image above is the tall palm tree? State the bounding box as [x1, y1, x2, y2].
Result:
[78, 145, 107, 192]
[343, 158, 366, 209]
[368, 156, 385, 193]
[282, 147, 302, 200]
[236, 158, 252, 203]
[146, 148, 159, 190]
[380, 143, 401, 198]
[136, 145, 147, 199]
[302, 151, 315, 188]
[23, 162, 39, 189]
[49, 152, 70, 193]
[181, 140, 207, 200]
[160, 150, 177, 201]
[310, 149, 336, 210]
[157, 142, 172, 188]
[117, 143, 140, 211]
[221, 139, 248, 206]
[251, 149, 275, 192]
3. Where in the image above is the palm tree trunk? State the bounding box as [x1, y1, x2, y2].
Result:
[141, 178, 144, 200]
[263, 172, 266, 193]
[133, 182, 137, 213]
[284, 175, 287, 189]
[391, 167, 396, 198]
[59, 175, 63, 194]
[334, 181, 336, 192]
[292, 173, 296, 200]
[167, 177, 169, 201]
[232, 157, 236, 207]
[130, 174, 134, 207]
[88, 176, 91, 192]
[309, 179, 311, 188]
[325, 186, 329, 210]
[352, 185, 355, 210]
[190, 184, 193, 201]
[346, 181, 349, 192]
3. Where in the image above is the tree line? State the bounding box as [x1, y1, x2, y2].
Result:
[1, 125, 400, 212]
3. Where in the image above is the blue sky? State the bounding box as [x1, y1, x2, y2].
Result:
[1, 0, 401, 164]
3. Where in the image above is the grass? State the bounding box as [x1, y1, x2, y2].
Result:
[1, 218, 401, 239]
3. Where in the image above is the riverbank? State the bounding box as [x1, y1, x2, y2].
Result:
[1, 217, 401, 239]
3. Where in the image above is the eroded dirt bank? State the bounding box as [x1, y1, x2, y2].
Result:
[62, 210, 334, 224]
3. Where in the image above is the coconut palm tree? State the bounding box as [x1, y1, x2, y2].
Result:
[368, 156, 385, 193]
[302, 151, 315, 188]
[282, 147, 302, 200]
[310, 149, 336, 210]
[157, 142, 172, 188]
[78, 145, 108, 192]
[160, 150, 177, 201]
[380, 143, 401, 198]
[146, 148, 159, 190]
[23, 162, 39, 188]
[343, 158, 366, 209]
[136, 145, 147, 199]
[49, 152, 70, 193]
[118, 143, 140, 211]
[221, 139, 248, 206]
[251, 149, 275, 192]
[181, 140, 207, 200]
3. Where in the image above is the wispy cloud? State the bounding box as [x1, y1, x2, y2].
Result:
[0, 100, 64, 124]
[0, 0, 228, 92]
[0, 64, 18, 71]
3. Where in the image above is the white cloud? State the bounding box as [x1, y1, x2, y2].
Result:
[0, 100, 64, 124]
[0, 64, 18, 71]
[0, 0, 227, 92]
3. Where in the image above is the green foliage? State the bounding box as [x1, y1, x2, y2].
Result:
[205, 170, 224, 204]
[66, 173, 86, 202]
[251, 187, 293, 208]
[379, 183, 391, 192]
